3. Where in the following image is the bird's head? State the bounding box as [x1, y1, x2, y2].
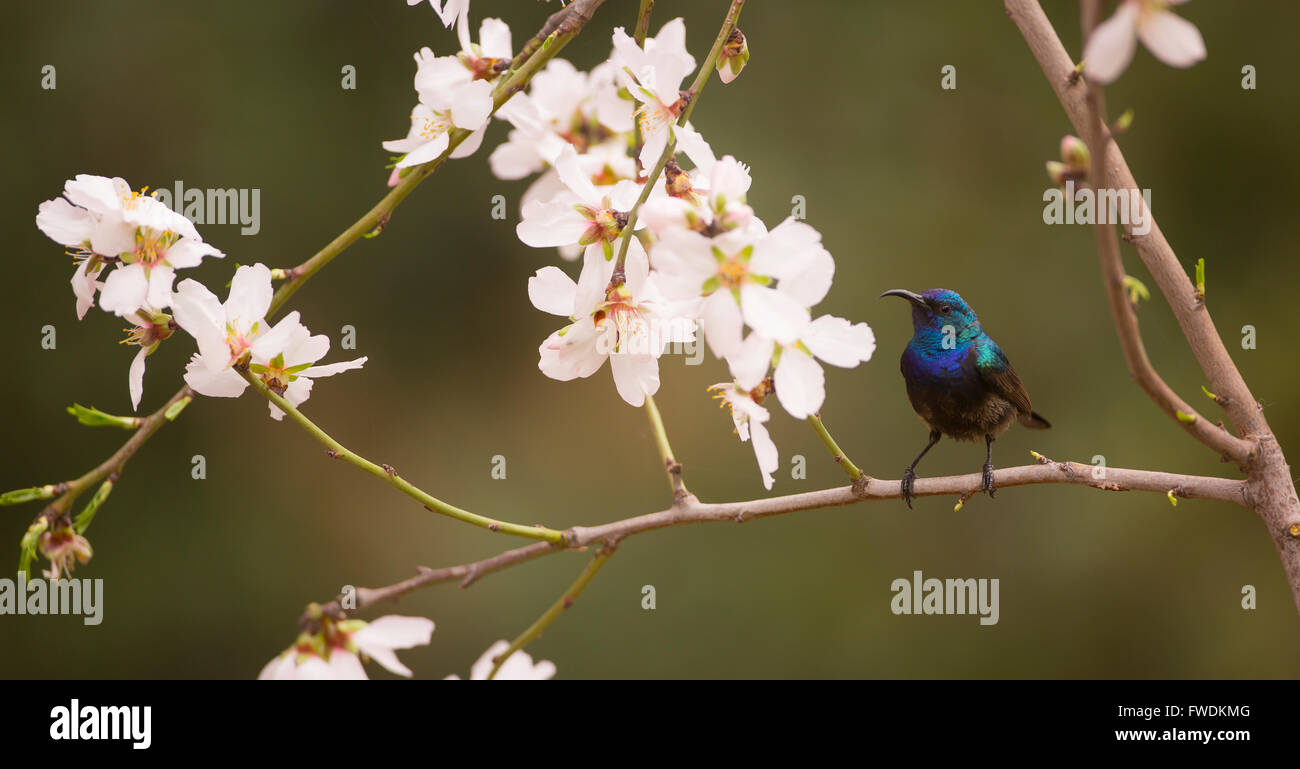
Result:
[879, 288, 982, 341]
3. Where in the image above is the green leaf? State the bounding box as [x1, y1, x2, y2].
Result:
[18, 519, 47, 579]
[74, 478, 115, 535]
[67, 403, 141, 430]
[1, 485, 58, 506]
[1121, 275, 1149, 305]
[164, 395, 193, 421]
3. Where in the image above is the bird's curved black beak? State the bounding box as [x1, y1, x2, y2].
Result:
[878, 289, 927, 309]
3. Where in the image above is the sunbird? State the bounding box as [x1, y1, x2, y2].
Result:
[879, 288, 1050, 507]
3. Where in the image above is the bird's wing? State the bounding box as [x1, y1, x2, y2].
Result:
[965, 340, 1033, 415]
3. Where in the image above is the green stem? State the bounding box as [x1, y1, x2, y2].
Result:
[634, 0, 655, 45]
[806, 414, 865, 480]
[487, 545, 616, 679]
[678, 0, 745, 127]
[644, 394, 687, 496]
[238, 369, 565, 544]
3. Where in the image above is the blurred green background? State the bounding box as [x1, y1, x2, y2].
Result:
[2, 0, 1297, 679]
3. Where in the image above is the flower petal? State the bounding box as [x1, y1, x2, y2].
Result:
[1082, 2, 1140, 84]
[749, 419, 779, 491]
[128, 347, 148, 411]
[538, 321, 607, 382]
[356, 615, 436, 649]
[776, 247, 834, 308]
[741, 283, 810, 346]
[803, 315, 876, 368]
[726, 332, 775, 391]
[98, 263, 149, 316]
[226, 263, 274, 326]
[184, 355, 249, 398]
[451, 80, 495, 130]
[1138, 8, 1206, 68]
[301, 357, 368, 378]
[609, 353, 659, 407]
[773, 346, 825, 419]
[529, 266, 579, 316]
[36, 197, 95, 247]
[699, 290, 745, 359]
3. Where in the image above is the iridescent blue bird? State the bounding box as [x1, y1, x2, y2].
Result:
[879, 288, 1050, 507]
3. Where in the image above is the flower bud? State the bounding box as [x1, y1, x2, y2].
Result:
[1045, 160, 1068, 186]
[716, 28, 749, 84]
[1059, 135, 1090, 171]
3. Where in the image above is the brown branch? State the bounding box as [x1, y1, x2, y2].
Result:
[1005, 0, 1300, 613]
[320, 459, 1247, 616]
[510, 0, 606, 70]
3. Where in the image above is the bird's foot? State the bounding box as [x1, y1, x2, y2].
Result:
[901, 468, 917, 509]
[982, 462, 996, 498]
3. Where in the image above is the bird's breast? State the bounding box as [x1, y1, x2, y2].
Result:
[899, 341, 1015, 440]
[900, 342, 973, 385]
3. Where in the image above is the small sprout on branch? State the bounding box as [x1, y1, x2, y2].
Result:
[1111, 108, 1134, 134]
[953, 489, 977, 512]
[1067, 59, 1085, 85]
[164, 395, 193, 421]
[1167, 490, 1178, 507]
[1121, 275, 1149, 306]
[1, 484, 65, 507]
[74, 476, 116, 534]
[1195, 258, 1206, 302]
[1176, 410, 1197, 424]
[363, 213, 390, 239]
[67, 403, 142, 430]
[1046, 135, 1090, 186]
[18, 518, 49, 577]
[1029, 450, 1050, 464]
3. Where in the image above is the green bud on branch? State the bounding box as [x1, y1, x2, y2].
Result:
[67, 403, 142, 430]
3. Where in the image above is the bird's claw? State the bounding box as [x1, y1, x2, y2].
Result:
[982, 462, 996, 498]
[901, 468, 917, 509]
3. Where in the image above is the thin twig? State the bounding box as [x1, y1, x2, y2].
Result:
[487, 544, 617, 679]
[806, 413, 866, 482]
[633, 0, 654, 46]
[238, 369, 565, 543]
[643, 394, 689, 499]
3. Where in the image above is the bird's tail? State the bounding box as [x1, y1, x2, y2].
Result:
[1020, 411, 1051, 429]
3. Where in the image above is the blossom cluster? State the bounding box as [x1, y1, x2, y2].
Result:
[36, 177, 365, 415]
[499, 17, 873, 489]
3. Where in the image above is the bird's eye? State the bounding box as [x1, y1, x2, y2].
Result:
[939, 304, 952, 314]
